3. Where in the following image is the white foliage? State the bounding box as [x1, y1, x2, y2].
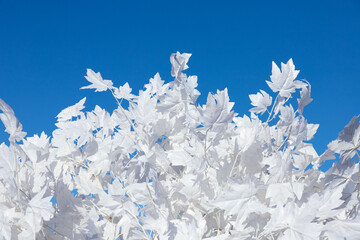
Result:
[81, 69, 114, 92]
[265, 59, 304, 98]
[249, 90, 272, 115]
[114, 82, 134, 100]
[0, 99, 26, 142]
[0, 52, 359, 240]
[56, 97, 86, 122]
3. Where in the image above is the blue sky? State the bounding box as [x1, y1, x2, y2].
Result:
[0, 0, 359, 169]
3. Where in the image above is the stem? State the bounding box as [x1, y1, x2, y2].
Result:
[204, 127, 216, 169]
[277, 126, 292, 152]
[266, 94, 279, 123]
[108, 88, 149, 156]
[229, 151, 241, 178]
[44, 223, 71, 239]
[109, 88, 136, 130]
[124, 208, 152, 240]
[145, 180, 169, 219]
[11, 143, 24, 214]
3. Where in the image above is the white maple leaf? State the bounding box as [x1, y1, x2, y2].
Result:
[0, 210, 11, 240]
[249, 90, 272, 115]
[212, 179, 267, 230]
[103, 221, 118, 240]
[146, 72, 168, 96]
[266, 182, 305, 206]
[297, 83, 313, 114]
[278, 105, 296, 127]
[308, 187, 344, 221]
[306, 123, 319, 141]
[130, 90, 158, 126]
[87, 105, 113, 135]
[324, 214, 360, 239]
[185, 75, 201, 100]
[203, 231, 250, 240]
[114, 82, 134, 100]
[24, 187, 54, 235]
[167, 149, 192, 166]
[266, 59, 303, 98]
[170, 51, 192, 79]
[0, 143, 16, 178]
[81, 68, 114, 92]
[328, 116, 360, 162]
[200, 88, 235, 129]
[172, 212, 205, 240]
[0, 98, 27, 142]
[56, 97, 86, 122]
[264, 201, 322, 240]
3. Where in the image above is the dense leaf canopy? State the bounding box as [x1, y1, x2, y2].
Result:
[0, 52, 359, 239]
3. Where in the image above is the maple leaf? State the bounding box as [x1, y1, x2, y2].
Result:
[327, 116, 360, 162]
[0, 209, 11, 240]
[211, 179, 267, 230]
[308, 187, 344, 221]
[324, 215, 360, 239]
[200, 88, 235, 129]
[249, 90, 272, 115]
[266, 59, 304, 98]
[87, 105, 116, 137]
[23, 187, 54, 235]
[0, 143, 16, 179]
[297, 83, 313, 114]
[184, 75, 201, 100]
[56, 97, 86, 122]
[114, 82, 135, 100]
[264, 201, 322, 240]
[265, 182, 305, 206]
[172, 210, 207, 240]
[278, 105, 295, 126]
[0, 98, 26, 142]
[81, 68, 114, 92]
[170, 51, 192, 79]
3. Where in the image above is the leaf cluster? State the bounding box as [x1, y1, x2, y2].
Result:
[0, 52, 359, 239]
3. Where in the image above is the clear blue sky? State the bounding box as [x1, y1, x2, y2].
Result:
[0, 0, 359, 168]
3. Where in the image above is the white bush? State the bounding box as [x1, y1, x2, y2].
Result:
[0, 52, 359, 239]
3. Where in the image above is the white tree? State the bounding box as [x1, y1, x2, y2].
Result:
[0, 52, 359, 239]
